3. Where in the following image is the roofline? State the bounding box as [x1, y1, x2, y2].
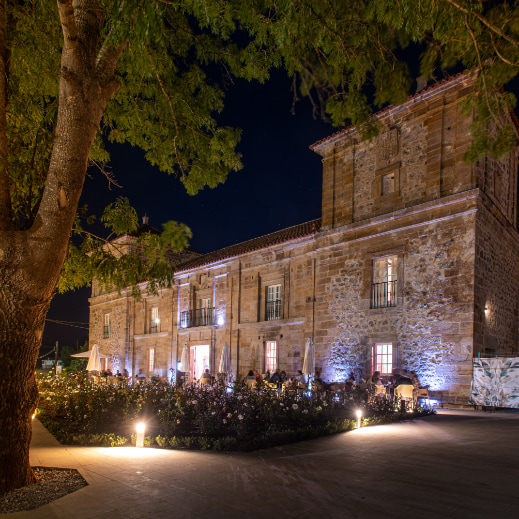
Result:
[310, 71, 478, 153]
[175, 219, 321, 273]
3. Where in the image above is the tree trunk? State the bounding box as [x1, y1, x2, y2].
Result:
[0, 256, 50, 492]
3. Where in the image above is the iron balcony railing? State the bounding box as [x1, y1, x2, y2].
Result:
[266, 299, 281, 321]
[371, 280, 398, 309]
[103, 325, 110, 339]
[180, 307, 215, 328]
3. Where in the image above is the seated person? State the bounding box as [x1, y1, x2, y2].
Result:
[136, 368, 146, 381]
[280, 370, 287, 382]
[295, 370, 307, 386]
[314, 371, 324, 385]
[116, 370, 122, 378]
[200, 368, 212, 383]
[397, 370, 413, 386]
[269, 369, 281, 384]
[242, 370, 256, 384]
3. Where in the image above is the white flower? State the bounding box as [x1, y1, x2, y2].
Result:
[323, 402, 328, 407]
[191, 400, 197, 405]
[227, 413, 232, 418]
[237, 396, 243, 400]
[316, 406, 322, 411]
[211, 411, 216, 415]
[223, 419, 227, 424]
[292, 404, 298, 410]
[176, 419, 180, 424]
[280, 402, 284, 407]
[302, 409, 309, 414]
[238, 414, 244, 420]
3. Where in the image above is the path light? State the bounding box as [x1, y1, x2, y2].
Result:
[136, 423, 145, 448]
[356, 409, 362, 429]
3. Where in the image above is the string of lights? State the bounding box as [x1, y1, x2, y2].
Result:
[45, 319, 89, 330]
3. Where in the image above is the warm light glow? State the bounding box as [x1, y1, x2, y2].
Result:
[356, 409, 362, 429]
[136, 423, 145, 434]
[136, 422, 145, 448]
[32, 413, 35, 419]
[217, 316, 224, 326]
[155, 318, 160, 324]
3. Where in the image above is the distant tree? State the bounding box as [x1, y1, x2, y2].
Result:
[1, 0, 518, 495]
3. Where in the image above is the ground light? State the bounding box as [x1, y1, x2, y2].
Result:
[356, 409, 362, 429]
[136, 422, 145, 448]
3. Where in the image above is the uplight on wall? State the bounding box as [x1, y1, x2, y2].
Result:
[217, 316, 224, 326]
[136, 423, 145, 448]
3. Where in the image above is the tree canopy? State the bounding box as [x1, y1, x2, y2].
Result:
[2, 0, 519, 495]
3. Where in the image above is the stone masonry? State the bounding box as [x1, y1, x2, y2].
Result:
[89, 72, 519, 405]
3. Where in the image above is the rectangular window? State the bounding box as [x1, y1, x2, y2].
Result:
[266, 284, 281, 321]
[200, 298, 211, 326]
[382, 172, 395, 195]
[265, 341, 277, 373]
[373, 342, 393, 375]
[371, 256, 398, 308]
[150, 307, 159, 334]
[147, 348, 155, 374]
[103, 313, 110, 339]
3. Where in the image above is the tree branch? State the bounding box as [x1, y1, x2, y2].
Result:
[446, 0, 519, 48]
[57, 0, 78, 49]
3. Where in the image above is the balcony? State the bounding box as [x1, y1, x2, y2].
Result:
[371, 280, 397, 309]
[180, 308, 215, 328]
[266, 299, 281, 321]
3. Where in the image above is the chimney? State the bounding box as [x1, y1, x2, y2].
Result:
[142, 215, 149, 225]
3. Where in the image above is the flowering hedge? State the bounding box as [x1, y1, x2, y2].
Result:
[36, 373, 434, 450]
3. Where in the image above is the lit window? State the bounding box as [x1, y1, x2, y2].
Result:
[265, 341, 277, 372]
[371, 256, 397, 308]
[373, 343, 393, 375]
[103, 313, 110, 339]
[147, 348, 155, 374]
[266, 284, 281, 321]
[150, 307, 159, 333]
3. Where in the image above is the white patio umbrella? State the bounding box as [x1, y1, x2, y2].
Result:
[218, 342, 232, 374]
[71, 346, 109, 359]
[302, 337, 315, 376]
[85, 344, 103, 372]
[180, 343, 190, 372]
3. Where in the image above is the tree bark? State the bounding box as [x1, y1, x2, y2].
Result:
[0, 0, 124, 494]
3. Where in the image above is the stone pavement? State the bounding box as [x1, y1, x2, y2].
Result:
[8, 409, 519, 518]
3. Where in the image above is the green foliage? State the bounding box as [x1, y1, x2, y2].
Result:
[5, 0, 519, 298]
[37, 374, 434, 451]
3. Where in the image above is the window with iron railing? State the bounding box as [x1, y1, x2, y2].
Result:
[371, 256, 398, 309]
[180, 307, 215, 328]
[266, 284, 281, 321]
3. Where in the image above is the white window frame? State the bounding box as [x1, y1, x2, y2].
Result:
[265, 341, 277, 373]
[266, 284, 281, 321]
[372, 342, 393, 376]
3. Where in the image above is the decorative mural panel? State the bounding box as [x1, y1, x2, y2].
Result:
[470, 357, 519, 408]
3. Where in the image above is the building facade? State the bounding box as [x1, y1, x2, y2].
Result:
[89, 73, 519, 405]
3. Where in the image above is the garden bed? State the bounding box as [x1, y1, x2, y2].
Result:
[36, 373, 435, 451]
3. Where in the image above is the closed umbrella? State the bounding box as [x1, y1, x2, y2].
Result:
[218, 342, 232, 374]
[86, 344, 103, 372]
[180, 343, 190, 372]
[302, 338, 315, 376]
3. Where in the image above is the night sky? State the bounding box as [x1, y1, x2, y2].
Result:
[41, 69, 333, 351]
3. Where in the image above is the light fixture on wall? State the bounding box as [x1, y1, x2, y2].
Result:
[217, 316, 224, 326]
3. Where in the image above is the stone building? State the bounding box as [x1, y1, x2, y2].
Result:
[89, 73, 519, 404]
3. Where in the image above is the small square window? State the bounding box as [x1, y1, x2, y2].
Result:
[382, 172, 395, 195]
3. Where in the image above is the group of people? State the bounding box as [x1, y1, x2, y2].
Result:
[101, 368, 129, 379]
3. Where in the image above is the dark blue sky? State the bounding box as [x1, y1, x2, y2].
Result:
[41, 70, 333, 350]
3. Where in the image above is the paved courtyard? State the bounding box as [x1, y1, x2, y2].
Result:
[9, 409, 519, 518]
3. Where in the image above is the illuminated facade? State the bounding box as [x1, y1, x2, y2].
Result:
[89, 73, 519, 404]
